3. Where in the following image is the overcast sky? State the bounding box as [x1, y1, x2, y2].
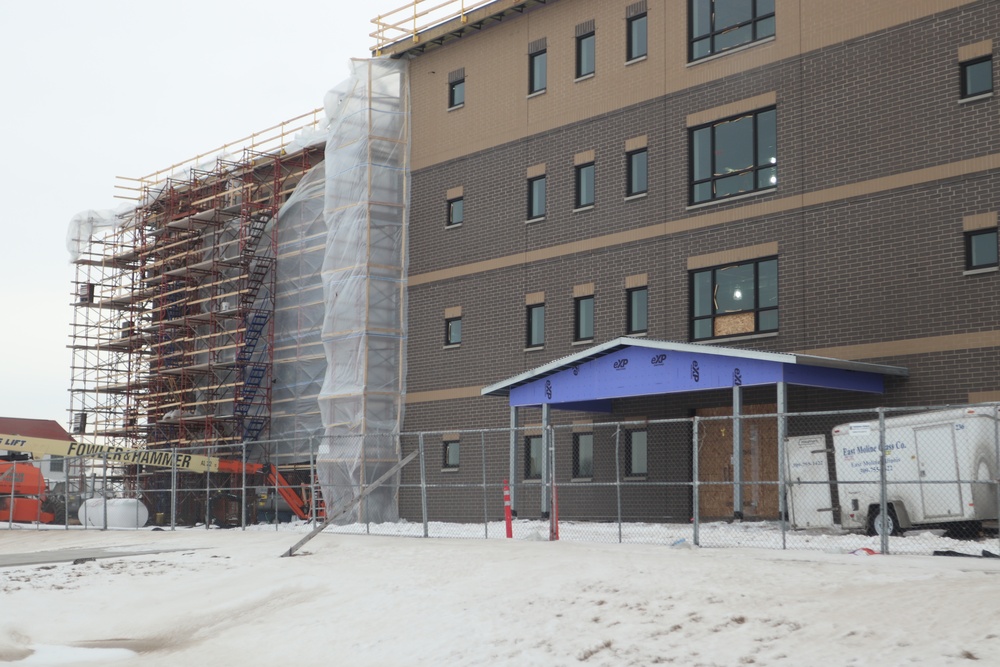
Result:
[0, 0, 407, 424]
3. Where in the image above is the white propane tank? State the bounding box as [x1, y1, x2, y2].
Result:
[78, 498, 149, 529]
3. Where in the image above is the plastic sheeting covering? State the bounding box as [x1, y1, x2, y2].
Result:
[274, 58, 409, 523]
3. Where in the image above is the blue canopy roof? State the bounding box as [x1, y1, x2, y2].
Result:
[481, 338, 908, 410]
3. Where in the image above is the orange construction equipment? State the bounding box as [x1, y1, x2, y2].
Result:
[0, 461, 56, 524]
[216, 459, 320, 521]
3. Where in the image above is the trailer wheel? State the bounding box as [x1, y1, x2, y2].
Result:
[867, 505, 901, 537]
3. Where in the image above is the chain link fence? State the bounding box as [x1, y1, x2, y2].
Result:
[11, 405, 1000, 559]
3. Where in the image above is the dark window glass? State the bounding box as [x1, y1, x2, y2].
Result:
[449, 79, 465, 108]
[573, 433, 594, 478]
[527, 304, 545, 347]
[525, 435, 543, 478]
[967, 230, 999, 270]
[445, 317, 462, 345]
[443, 441, 460, 469]
[528, 176, 546, 219]
[627, 149, 648, 196]
[49, 456, 64, 473]
[627, 13, 648, 61]
[690, 107, 776, 204]
[961, 57, 993, 98]
[627, 430, 648, 476]
[690, 0, 775, 61]
[576, 163, 595, 208]
[529, 50, 547, 93]
[691, 257, 778, 340]
[575, 296, 594, 341]
[627, 287, 648, 334]
[577, 32, 596, 78]
[447, 198, 463, 226]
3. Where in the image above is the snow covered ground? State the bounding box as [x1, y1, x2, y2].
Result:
[1, 521, 998, 666]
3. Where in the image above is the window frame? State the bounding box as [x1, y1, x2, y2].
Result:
[576, 31, 596, 79]
[448, 78, 465, 109]
[689, 0, 775, 62]
[443, 440, 460, 470]
[627, 12, 648, 62]
[966, 229, 999, 271]
[529, 49, 548, 94]
[445, 316, 462, 346]
[572, 432, 594, 479]
[524, 435, 543, 479]
[690, 256, 779, 341]
[627, 286, 648, 335]
[574, 295, 595, 342]
[575, 162, 595, 209]
[527, 175, 546, 220]
[690, 106, 776, 205]
[447, 197, 464, 227]
[526, 303, 545, 348]
[961, 56, 994, 99]
[626, 148, 648, 197]
[626, 429, 648, 477]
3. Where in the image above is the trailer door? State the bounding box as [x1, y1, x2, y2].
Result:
[785, 435, 834, 529]
[913, 424, 963, 519]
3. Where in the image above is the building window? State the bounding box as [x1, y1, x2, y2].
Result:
[627, 13, 647, 61]
[690, 0, 775, 61]
[576, 32, 596, 78]
[448, 78, 465, 108]
[966, 229, 998, 270]
[691, 257, 778, 340]
[575, 163, 595, 208]
[627, 430, 647, 476]
[529, 49, 547, 94]
[443, 441, 460, 470]
[691, 107, 776, 204]
[627, 287, 648, 334]
[527, 303, 545, 348]
[447, 197, 464, 226]
[49, 456, 64, 474]
[574, 296, 594, 341]
[525, 435, 543, 479]
[528, 176, 546, 220]
[626, 149, 647, 197]
[573, 433, 594, 478]
[961, 57, 993, 98]
[445, 317, 462, 345]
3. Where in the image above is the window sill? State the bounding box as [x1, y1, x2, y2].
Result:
[574, 73, 595, 83]
[443, 343, 461, 349]
[964, 266, 998, 276]
[523, 478, 541, 484]
[696, 331, 779, 345]
[624, 192, 647, 202]
[959, 92, 993, 104]
[572, 205, 595, 213]
[572, 339, 594, 346]
[686, 35, 775, 67]
[626, 55, 647, 66]
[527, 89, 547, 99]
[626, 331, 648, 337]
[572, 477, 594, 482]
[687, 187, 776, 211]
[526, 216, 545, 224]
[445, 222, 462, 229]
[441, 467, 459, 473]
[524, 345, 545, 352]
[447, 103, 465, 112]
[625, 475, 648, 481]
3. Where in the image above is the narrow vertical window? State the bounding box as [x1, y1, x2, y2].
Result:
[528, 176, 546, 220]
[576, 31, 595, 78]
[447, 197, 463, 226]
[575, 163, 595, 209]
[627, 12, 647, 61]
[443, 440, 460, 470]
[627, 430, 647, 476]
[448, 70, 465, 108]
[445, 317, 462, 345]
[961, 56, 993, 99]
[573, 433, 594, 478]
[966, 229, 998, 270]
[574, 296, 594, 341]
[529, 40, 547, 94]
[525, 435, 543, 479]
[627, 149, 648, 197]
[527, 303, 545, 348]
[627, 287, 648, 334]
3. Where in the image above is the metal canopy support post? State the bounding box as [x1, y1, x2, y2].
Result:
[541, 403, 551, 519]
[732, 384, 743, 520]
[692, 417, 700, 546]
[509, 406, 518, 517]
[777, 381, 788, 550]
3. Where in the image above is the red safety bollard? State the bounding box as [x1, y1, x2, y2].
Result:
[503, 479, 513, 538]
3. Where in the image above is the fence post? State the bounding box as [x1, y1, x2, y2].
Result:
[481, 431, 488, 539]
[64, 458, 70, 530]
[309, 438, 317, 529]
[170, 447, 177, 531]
[878, 407, 889, 554]
[614, 424, 622, 544]
[206, 445, 212, 529]
[241, 441, 247, 531]
[692, 417, 700, 546]
[777, 382, 788, 550]
[102, 452, 108, 531]
[418, 433, 428, 538]
[994, 404, 999, 557]
[509, 407, 518, 517]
